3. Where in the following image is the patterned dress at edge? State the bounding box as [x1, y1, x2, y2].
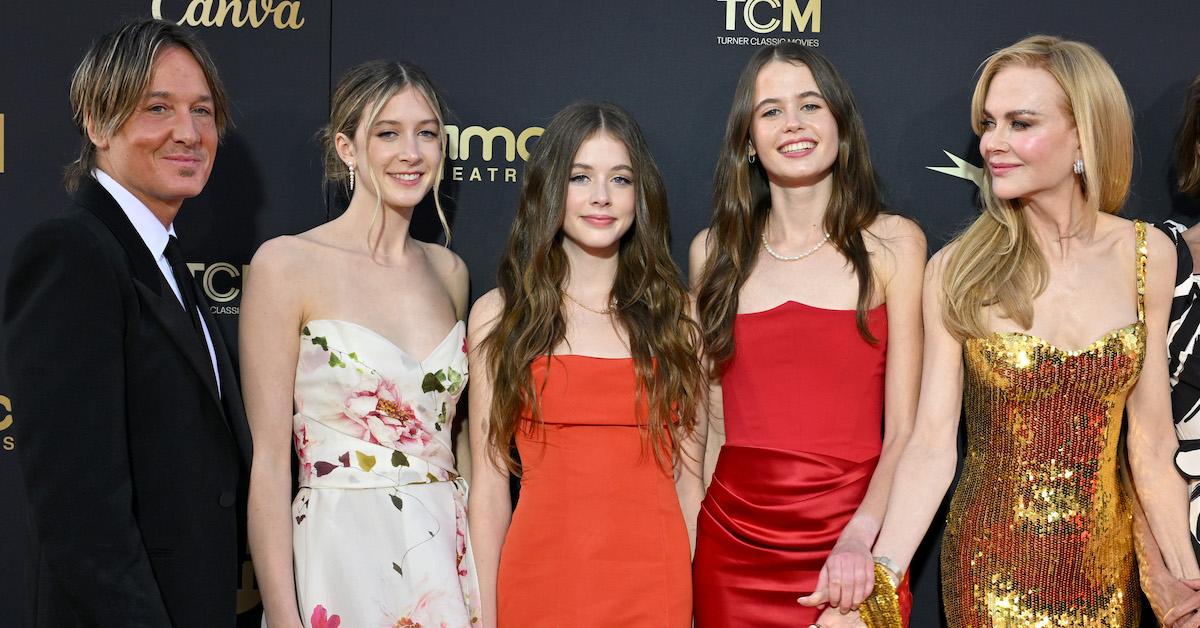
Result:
[1157, 219, 1200, 557]
[940, 221, 1149, 625]
[282, 319, 479, 628]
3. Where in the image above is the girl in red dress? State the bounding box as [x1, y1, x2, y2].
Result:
[691, 44, 924, 628]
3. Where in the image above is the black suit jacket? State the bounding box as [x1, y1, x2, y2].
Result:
[3, 177, 252, 627]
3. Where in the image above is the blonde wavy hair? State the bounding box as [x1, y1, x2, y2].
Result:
[941, 35, 1133, 341]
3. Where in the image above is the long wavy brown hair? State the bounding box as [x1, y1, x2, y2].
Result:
[696, 44, 887, 376]
[481, 102, 705, 473]
[1177, 72, 1200, 197]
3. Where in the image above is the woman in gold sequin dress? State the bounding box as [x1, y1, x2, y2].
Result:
[858, 36, 1200, 627]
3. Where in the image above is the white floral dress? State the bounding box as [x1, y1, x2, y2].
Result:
[279, 319, 478, 628]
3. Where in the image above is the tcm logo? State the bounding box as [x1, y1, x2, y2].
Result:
[152, 0, 305, 30]
[720, 0, 821, 33]
[186, 262, 248, 315]
[445, 125, 543, 184]
[0, 395, 14, 452]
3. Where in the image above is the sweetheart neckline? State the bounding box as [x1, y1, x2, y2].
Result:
[304, 318, 464, 365]
[974, 321, 1144, 356]
[539, 354, 634, 361]
[737, 299, 887, 317]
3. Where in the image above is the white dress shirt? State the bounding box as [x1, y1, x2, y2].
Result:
[94, 169, 222, 395]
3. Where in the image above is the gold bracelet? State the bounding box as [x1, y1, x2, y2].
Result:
[858, 562, 903, 628]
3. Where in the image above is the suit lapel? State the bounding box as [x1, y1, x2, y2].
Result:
[77, 178, 224, 412]
[134, 281, 223, 408]
[74, 178, 162, 292]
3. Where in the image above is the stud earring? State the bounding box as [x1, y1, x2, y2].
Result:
[1072, 159, 1084, 175]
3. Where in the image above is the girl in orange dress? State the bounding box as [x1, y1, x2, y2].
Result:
[467, 102, 706, 627]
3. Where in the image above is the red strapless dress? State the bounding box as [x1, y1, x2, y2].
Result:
[497, 355, 692, 627]
[693, 301, 911, 627]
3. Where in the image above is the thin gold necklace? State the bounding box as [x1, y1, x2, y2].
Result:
[563, 291, 615, 315]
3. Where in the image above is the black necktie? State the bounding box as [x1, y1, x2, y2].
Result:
[164, 235, 206, 340]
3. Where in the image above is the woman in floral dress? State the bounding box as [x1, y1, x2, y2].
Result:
[242, 60, 479, 628]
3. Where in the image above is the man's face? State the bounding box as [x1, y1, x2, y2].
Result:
[92, 46, 218, 221]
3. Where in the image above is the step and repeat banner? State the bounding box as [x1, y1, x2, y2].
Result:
[2, 0, 1198, 624]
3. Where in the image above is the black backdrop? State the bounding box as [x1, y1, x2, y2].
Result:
[2, 1, 1199, 624]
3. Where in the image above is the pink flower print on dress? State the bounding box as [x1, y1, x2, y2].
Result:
[298, 341, 332, 374]
[310, 604, 341, 628]
[456, 522, 469, 577]
[339, 378, 432, 449]
[293, 423, 314, 480]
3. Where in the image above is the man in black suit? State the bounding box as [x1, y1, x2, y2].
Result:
[3, 19, 251, 627]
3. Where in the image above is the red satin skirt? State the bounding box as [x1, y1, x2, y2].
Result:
[693, 445, 911, 627]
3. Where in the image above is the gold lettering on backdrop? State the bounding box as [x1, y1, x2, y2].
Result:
[445, 125, 544, 162]
[203, 263, 242, 303]
[783, 0, 819, 32]
[745, 0, 780, 34]
[152, 0, 305, 29]
[443, 125, 542, 183]
[236, 560, 261, 613]
[719, 0, 820, 33]
[184, 262, 248, 303]
[0, 395, 11, 432]
[456, 126, 515, 161]
[0, 395, 10, 451]
[516, 127, 542, 161]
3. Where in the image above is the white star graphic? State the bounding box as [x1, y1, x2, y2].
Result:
[927, 150, 984, 189]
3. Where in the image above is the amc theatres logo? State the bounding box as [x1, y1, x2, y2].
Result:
[152, 0, 305, 30]
[0, 395, 15, 452]
[186, 262, 247, 315]
[445, 125, 544, 184]
[719, 0, 821, 33]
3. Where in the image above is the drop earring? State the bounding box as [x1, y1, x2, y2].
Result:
[347, 163, 356, 191]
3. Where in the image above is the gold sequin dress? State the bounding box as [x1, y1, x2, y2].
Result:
[940, 220, 1147, 627]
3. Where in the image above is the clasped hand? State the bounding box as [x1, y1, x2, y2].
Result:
[797, 537, 875, 614]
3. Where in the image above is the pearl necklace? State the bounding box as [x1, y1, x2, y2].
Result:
[564, 291, 615, 315]
[760, 231, 830, 262]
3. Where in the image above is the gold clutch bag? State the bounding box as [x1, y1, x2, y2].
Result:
[858, 563, 903, 628]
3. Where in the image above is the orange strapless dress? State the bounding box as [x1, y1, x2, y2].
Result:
[497, 355, 691, 627]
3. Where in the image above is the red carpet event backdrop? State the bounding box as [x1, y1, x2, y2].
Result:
[2, 1, 1198, 624]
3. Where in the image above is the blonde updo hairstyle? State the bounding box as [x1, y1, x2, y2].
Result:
[320, 60, 451, 241]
